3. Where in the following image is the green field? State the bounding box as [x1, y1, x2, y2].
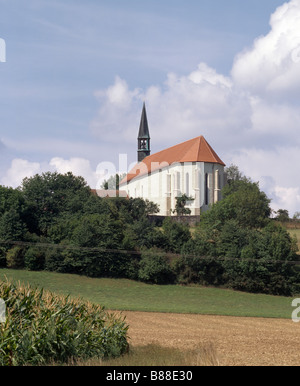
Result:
[0, 268, 295, 319]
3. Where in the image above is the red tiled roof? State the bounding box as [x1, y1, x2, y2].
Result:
[120, 136, 225, 185]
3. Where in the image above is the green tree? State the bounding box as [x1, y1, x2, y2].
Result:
[71, 213, 123, 249]
[202, 177, 271, 229]
[123, 217, 161, 250]
[161, 217, 191, 253]
[293, 212, 300, 221]
[21, 172, 91, 236]
[216, 219, 249, 259]
[173, 194, 194, 216]
[0, 209, 27, 242]
[275, 209, 290, 222]
[225, 163, 252, 184]
[101, 173, 126, 191]
[0, 185, 26, 215]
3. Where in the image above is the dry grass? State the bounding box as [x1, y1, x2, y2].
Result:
[67, 343, 219, 366]
[115, 311, 300, 366]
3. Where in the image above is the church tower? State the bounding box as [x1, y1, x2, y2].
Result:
[137, 103, 151, 162]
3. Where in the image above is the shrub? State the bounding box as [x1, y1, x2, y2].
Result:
[6, 246, 25, 269]
[24, 247, 45, 271]
[138, 249, 175, 284]
[0, 280, 129, 366]
[44, 246, 65, 272]
[175, 255, 224, 287]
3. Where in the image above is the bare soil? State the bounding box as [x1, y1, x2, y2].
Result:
[120, 311, 300, 366]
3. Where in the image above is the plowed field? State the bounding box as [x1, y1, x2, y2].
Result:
[121, 311, 300, 366]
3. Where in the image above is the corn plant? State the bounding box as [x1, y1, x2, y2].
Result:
[0, 279, 128, 366]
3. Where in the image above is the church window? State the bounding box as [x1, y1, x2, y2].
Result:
[186, 173, 190, 196]
[176, 172, 180, 190]
[205, 173, 209, 205]
[167, 174, 171, 194]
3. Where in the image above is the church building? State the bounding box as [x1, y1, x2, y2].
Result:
[119, 104, 226, 216]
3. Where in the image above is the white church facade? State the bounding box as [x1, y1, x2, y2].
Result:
[119, 104, 226, 216]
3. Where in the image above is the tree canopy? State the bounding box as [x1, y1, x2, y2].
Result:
[201, 172, 271, 230]
[0, 168, 298, 296]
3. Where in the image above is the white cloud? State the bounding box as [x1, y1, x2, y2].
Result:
[231, 0, 300, 97]
[49, 157, 99, 188]
[1, 157, 102, 190]
[1, 159, 41, 188]
[273, 186, 300, 216]
[188, 63, 233, 88]
[91, 64, 252, 152]
[2, 1, 300, 216]
[91, 76, 142, 143]
[89, 1, 300, 216]
[227, 146, 300, 215]
[249, 97, 300, 147]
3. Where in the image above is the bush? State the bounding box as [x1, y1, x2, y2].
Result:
[175, 255, 224, 287]
[0, 280, 129, 366]
[24, 247, 45, 271]
[6, 246, 25, 269]
[44, 246, 65, 273]
[138, 249, 175, 284]
[220, 253, 300, 296]
[44, 245, 140, 280]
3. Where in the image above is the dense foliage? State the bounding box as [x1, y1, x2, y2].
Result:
[0, 280, 128, 365]
[0, 170, 299, 296]
[178, 171, 300, 295]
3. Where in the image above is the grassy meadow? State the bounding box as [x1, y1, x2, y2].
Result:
[0, 268, 295, 319]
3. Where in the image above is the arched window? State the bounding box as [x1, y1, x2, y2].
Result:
[205, 173, 209, 205]
[186, 173, 190, 197]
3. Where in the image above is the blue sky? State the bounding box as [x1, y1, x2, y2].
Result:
[0, 0, 300, 215]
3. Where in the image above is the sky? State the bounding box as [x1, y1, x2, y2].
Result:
[0, 0, 300, 216]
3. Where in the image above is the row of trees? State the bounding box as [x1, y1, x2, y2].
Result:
[274, 209, 300, 222]
[0, 168, 299, 296]
[0, 171, 191, 270]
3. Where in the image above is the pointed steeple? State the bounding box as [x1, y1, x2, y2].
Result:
[138, 102, 150, 138]
[137, 102, 151, 162]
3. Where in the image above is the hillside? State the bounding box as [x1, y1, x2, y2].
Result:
[1, 269, 299, 366]
[0, 269, 295, 319]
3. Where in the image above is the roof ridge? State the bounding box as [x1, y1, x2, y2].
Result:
[147, 136, 200, 159]
[120, 135, 225, 185]
[203, 136, 224, 164]
[196, 136, 203, 161]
